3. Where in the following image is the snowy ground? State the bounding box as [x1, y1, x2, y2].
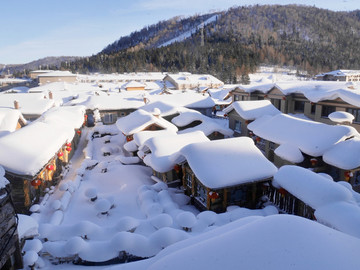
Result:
[22, 122, 277, 269]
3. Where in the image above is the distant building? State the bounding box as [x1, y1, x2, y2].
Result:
[29, 70, 54, 80]
[38, 71, 77, 85]
[315, 70, 360, 82]
[163, 73, 224, 90]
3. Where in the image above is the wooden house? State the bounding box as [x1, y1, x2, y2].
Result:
[315, 69, 360, 82]
[270, 165, 360, 238]
[163, 73, 224, 90]
[323, 137, 360, 192]
[38, 71, 77, 85]
[223, 100, 280, 137]
[0, 108, 27, 137]
[0, 106, 85, 213]
[176, 137, 278, 213]
[139, 131, 209, 185]
[84, 94, 144, 125]
[124, 81, 146, 91]
[116, 109, 178, 142]
[0, 172, 23, 269]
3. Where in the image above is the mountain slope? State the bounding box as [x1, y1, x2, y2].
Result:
[69, 5, 360, 83]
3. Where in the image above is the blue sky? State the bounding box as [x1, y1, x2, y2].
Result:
[1, 0, 360, 64]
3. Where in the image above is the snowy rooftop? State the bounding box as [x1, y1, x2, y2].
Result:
[248, 113, 359, 157]
[0, 108, 26, 137]
[274, 166, 360, 238]
[223, 100, 281, 120]
[177, 137, 278, 189]
[316, 69, 360, 77]
[0, 106, 85, 177]
[147, 91, 216, 108]
[37, 70, 76, 77]
[172, 110, 233, 137]
[140, 215, 360, 270]
[77, 72, 167, 82]
[165, 73, 223, 86]
[140, 131, 210, 173]
[82, 94, 144, 111]
[323, 137, 360, 170]
[124, 80, 146, 88]
[133, 130, 178, 148]
[0, 93, 55, 116]
[116, 109, 178, 136]
[139, 101, 188, 117]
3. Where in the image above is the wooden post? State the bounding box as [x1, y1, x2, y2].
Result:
[191, 174, 195, 197]
[206, 188, 211, 210]
[223, 188, 228, 211]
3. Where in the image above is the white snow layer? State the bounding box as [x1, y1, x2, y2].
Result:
[223, 100, 281, 120]
[248, 113, 358, 157]
[177, 137, 278, 189]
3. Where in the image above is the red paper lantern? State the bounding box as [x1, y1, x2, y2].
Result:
[310, 158, 318, 166]
[209, 191, 219, 200]
[77, 130, 81, 135]
[282, 96, 286, 100]
[46, 164, 54, 171]
[223, 114, 228, 117]
[256, 137, 261, 142]
[31, 179, 42, 187]
[57, 151, 64, 158]
[126, 136, 132, 142]
[174, 164, 181, 173]
[278, 188, 287, 197]
[66, 142, 71, 147]
[66, 146, 72, 152]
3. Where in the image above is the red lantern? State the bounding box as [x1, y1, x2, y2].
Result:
[126, 136, 132, 142]
[245, 120, 250, 124]
[209, 191, 219, 200]
[31, 179, 42, 187]
[46, 164, 54, 171]
[84, 115, 88, 119]
[57, 151, 64, 158]
[77, 130, 81, 135]
[223, 114, 228, 117]
[256, 137, 261, 142]
[174, 164, 181, 173]
[344, 171, 353, 181]
[66, 142, 71, 147]
[310, 158, 318, 166]
[282, 96, 286, 100]
[66, 146, 72, 152]
[278, 188, 287, 197]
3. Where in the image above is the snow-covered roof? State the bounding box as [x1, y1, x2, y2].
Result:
[274, 165, 360, 238]
[172, 110, 233, 137]
[125, 81, 146, 88]
[0, 93, 55, 116]
[248, 113, 358, 158]
[37, 71, 76, 77]
[147, 91, 216, 109]
[133, 130, 177, 147]
[116, 109, 178, 136]
[0, 108, 26, 137]
[323, 137, 360, 170]
[165, 73, 223, 87]
[177, 137, 277, 189]
[0, 106, 85, 177]
[316, 69, 360, 77]
[82, 94, 144, 111]
[144, 214, 360, 270]
[328, 111, 354, 123]
[77, 72, 166, 82]
[139, 101, 188, 117]
[223, 100, 281, 120]
[0, 165, 9, 189]
[140, 131, 210, 173]
[276, 81, 360, 107]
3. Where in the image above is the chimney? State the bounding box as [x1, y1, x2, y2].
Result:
[14, 100, 19, 109]
[49, 91, 53, 99]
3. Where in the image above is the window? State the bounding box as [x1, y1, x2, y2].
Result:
[271, 99, 281, 110]
[196, 184, 207, 205]
[294, 101, 305, 112]
[186, 172, 192, 189]
[234, 94, 240, 101]
[321, 106, 336, 118]
[347, 108, 360, 123]
[234, 120, 241, 132]
[103, 113, 116, 124]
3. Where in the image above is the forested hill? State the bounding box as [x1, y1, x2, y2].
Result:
[67, 5, 360, 83]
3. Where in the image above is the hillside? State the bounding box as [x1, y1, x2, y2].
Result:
[68, 5, 360, 83]
[1, 56, 81, 77]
